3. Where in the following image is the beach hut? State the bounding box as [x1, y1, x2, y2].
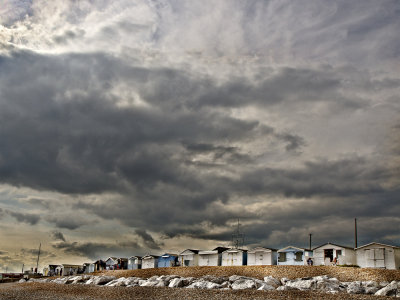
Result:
[158, 253, 179, 268]
[93, 260, 106, 271]
[56, 264, 82, 276]
[83, 263, 92, 274]
[356, 242, 400, 269]
[198, 247, 230, 266]
[221, 248, 248, 266]
[118, 258, 128, 269]
[178, 249, 200, 267]
[312, 243, 356, 266]
[128, 256, 142, 270]
[247, 247, 278, 266]
[105, 257, 118, 270]
[141, 255, 160, 269]
[277, 246, 313, 265]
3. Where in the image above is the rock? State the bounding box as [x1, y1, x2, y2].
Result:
[169, 278, 185, 288]
[280, 277, 290, 285]
[347, 281, 365, 294]
[147, 276, 160, 282]
[257, 283, 275, 291]
[92, 276, 116, 285]
[18, 279, 26, 283]
[375, 281, 399, 297]
[105, 277, 128, 287]
[70, 276, 85, 284]
[155, 280, 167, 287]
[158, 275, 178, 285]
[364, 286, 379, 294]
[186, 281, 221, 289]
[229, 275, 247, 282]
[313, 275, 329, 281]
[220, 281, 231, 289]
[231, 279, 257, 290]
[316, 280, 342, 293]
[285, 279, 316, 291]
[53, 277, 70, 284]
[379, 281, 390, 288]
[362, 280, 379, 287]
[264, 276, 281, 288]
[202, 275, 228, 284]
[139, 280, 159, 287]
[125, 277, 142, 286]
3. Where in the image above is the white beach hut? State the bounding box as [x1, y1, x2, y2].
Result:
[141, 255, 160, 269]
[198, 247, 229, 266]
[128, 256, 142, 270]
[247, 247, 277, 266]
[277, 246, 313, 265]
[312, 242, 356, 266]
[178, 249, 199, 267]
[105, 257, 118, 270]
[356, 242, 400, 269]
[221, 248, 247, 266]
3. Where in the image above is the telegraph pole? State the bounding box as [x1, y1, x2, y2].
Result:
[354, 218, 358, 248]
[36, 243, 41, 273]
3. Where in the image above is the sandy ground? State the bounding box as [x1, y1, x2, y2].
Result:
[0, 282, 394, 300]
[97, 265, 400, 282]
[2, 266, 399, 299]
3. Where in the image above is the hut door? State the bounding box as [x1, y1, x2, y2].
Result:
[366, 248, 385, 268]
[374, 248, 385, 268]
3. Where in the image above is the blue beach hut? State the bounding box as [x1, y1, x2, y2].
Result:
[157, 253, 179, 268]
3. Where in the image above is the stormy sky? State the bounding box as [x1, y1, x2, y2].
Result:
[0, 0, 400, 272]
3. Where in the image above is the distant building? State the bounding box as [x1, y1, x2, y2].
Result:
[56, 264, 83, 276]
[178, 249, 200, 267]
[277, 246, 313, 265]
[105, 257, 118, 270]
[93, 260, 106, 272]
[221, 248, 247, 266]
[158, 253, 179, 268]
[312, 243, 356, 266]
[247, 247, 277, 266]
[356, 242, 400, 269]
[198, 247, 230, 266]
[128, 256, 142, 270]
[141, 255, 160, 269]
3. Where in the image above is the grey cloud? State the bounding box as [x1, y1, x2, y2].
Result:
[6, 210, 40, 225]
[135, 229, 163, 250]
[26, 198, 51, 209]
[46, 215, 92, 230]
[51, 231, 66, 242]
[52, 240, 142, 260]
[0, 0, 400, 253]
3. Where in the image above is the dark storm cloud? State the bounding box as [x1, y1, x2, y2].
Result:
[46, 215, 91, 230]
[0, 43, 399, 248]
[52, 240, 143, 260]
[6, 210, 40, 225]
[134, 229, 163, 250]
[51, 231, 66, 242]
[0, 50, 309, 195]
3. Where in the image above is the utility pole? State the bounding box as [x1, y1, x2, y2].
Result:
[232, 219, 244, 249]
[36, 243, 41, 273]
[309, 233, 312, 250]
[354, 218, 358, 248]
[22, 264, 24, 274]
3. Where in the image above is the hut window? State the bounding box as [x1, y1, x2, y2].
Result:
[295, 252, 303, 261]
[336, 250, 342, 257]
[278, 252, 286, 262]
